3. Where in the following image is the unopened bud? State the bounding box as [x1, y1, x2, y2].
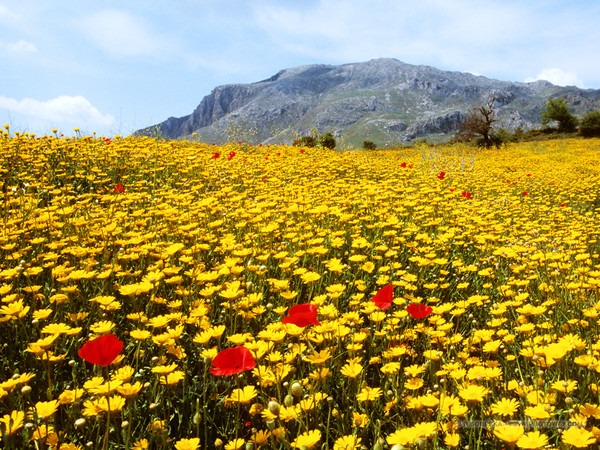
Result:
[267, 400, 280, 416]
[291, 382, 303, 398]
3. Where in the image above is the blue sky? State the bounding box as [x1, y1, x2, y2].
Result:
[1, 0, 599, 136]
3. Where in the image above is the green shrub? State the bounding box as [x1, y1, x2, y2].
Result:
[580, 111, 600, 137]
[294, 136, 317, 147]
[362, 140, 377, 150]
[319, 132, 336, 149]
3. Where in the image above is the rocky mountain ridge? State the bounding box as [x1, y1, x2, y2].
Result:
[137, 58, 600, 148]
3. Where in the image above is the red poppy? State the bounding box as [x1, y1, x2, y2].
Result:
[114, 184, 124, 193]
[78, 334, 123, 366]
[522, 191, 528, 196]
[371, 284, 393, 310]
[407, 303, 433, 319]
[211, 152, 220, 159]
[437, 171, 446, 180]
[461, 191, 472, 199]
[210, 346, 255, 376]
[228, 151, 236, 160]
[400, 162, 407, 168]
[282, 303, 320, 327]
[299, 149, 305, 154]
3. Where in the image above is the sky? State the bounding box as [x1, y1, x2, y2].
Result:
[1, 0, 599, 137]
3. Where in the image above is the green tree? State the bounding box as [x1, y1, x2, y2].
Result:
[541, 97, 578, 132]
[579, 110, 600, 137]
[362, 140, 377, 150]
[319, 132, 336, 149]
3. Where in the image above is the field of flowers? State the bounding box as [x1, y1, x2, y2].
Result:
[1, 128, 600, 449]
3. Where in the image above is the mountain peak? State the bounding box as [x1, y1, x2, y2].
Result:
[137, 59, 600, 147]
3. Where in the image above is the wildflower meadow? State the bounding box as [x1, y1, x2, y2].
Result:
[1, 127, 600, 450]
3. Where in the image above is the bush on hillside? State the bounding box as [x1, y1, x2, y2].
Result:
[362, 140, 377, 150]
[580, 111, 600, 137]
[319, 132, 336, 149]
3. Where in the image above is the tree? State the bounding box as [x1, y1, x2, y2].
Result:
[541, 97, 578, 132]
[362, 140, 377, 150]
[318, 132, 336, 149]
[456, 97, 498, 148]
[579, 110, 600, 137]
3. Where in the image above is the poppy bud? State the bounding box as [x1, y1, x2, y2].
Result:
[266, 420, 276, 430]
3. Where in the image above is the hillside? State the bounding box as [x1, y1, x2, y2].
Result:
[137, 58, 600, 148]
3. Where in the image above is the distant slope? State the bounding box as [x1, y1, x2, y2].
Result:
[137, 58, 600, 148]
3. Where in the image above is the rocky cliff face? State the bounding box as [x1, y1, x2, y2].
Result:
[137, 58, 600, 148]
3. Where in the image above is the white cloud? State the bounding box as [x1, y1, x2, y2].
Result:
[0, 39, 37, 53]
[525, 68, 585, 88]
[77, 9, 169, 58]
[0, 95, 114, 134]
[251, 0, 527, 66]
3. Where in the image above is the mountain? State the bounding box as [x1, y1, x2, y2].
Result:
[137, 58, 600, 148]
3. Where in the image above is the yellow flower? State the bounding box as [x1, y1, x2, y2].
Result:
[228, 386, 257, 404]
[132, 439, 149, 449]
[356, 386, 382, 402]
[300, 271, 321, 283]
[174, 437, 200, 450]
[89, 320, 115, 334]
[340, 359, 363, 378]
[361, 261, 375, 273]
[551, 379, 578, 393]
[517, 430, 548, 449]
[444, 432, 460, 447]
[249, 430, 271, 445]
[561, 426, 596, 448]
[352, 411, 369, 428]
[151, 362, 179, 375]
[224, 438, 245, 450]
[404, 364, 426, 377]
[524, 404, 554, 420]
[0, 410, 24, 435]
[0, 299, 30, 320]
[58, 389, 85, 405]
[116, 382, 143, 397]
[334, 435, 362, 449]
[33, 400, 59, 420]
[291, 429, 321, 449]
[405, 378, 425, 391]
[458, 384, 489, 402]
[493, 423, 524, 444]
[160, 371, 185, 385]
[490, 398, 520, 417]
[304, 349, 331, 365]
